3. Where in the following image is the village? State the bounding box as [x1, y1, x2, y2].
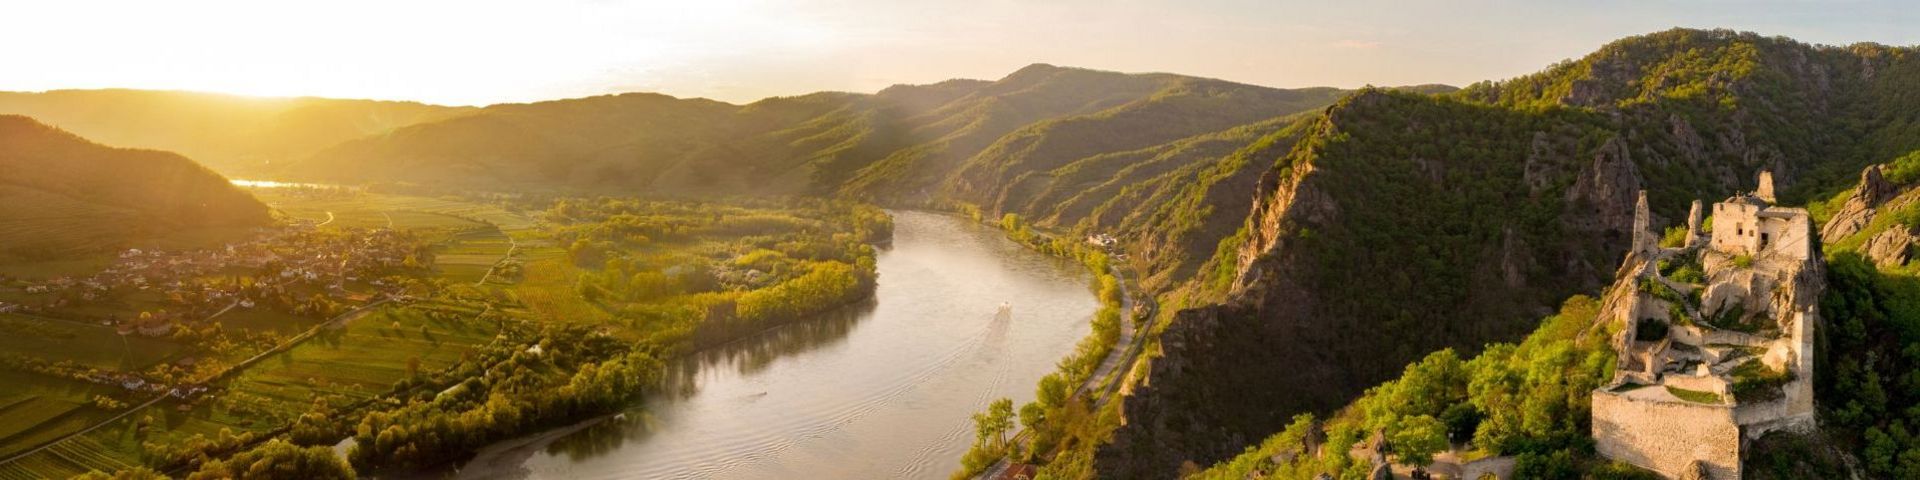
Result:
[0, 222, 431, 401]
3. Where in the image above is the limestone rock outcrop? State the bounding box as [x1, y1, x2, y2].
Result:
[1862, 226, 1918, 268]
[1820, 165, 1897, 241]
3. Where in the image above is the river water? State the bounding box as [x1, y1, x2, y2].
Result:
[452, 211, 1099, 480]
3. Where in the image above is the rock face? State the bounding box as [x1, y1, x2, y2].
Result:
[1820, 165, 1897, 241]
[1096, 30, 1920, 479]
[1096, 90, 1632, 478]
[1862, 226, 1918, 268]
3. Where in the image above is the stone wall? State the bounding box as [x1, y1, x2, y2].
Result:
[1666, 372, 1731, 398]
[1593, 392, 1743, 479]
[1711, 202, 1763, 255]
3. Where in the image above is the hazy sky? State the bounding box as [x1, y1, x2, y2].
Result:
[5, 0, 1915, 106]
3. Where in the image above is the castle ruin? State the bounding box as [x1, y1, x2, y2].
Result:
[1591, 172, 1821, 479]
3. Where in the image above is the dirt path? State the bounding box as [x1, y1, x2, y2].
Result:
[472, 229, 519, 287]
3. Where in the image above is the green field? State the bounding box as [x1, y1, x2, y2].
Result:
[214, 308, 318, 335]
[252, 191, 532, 233]
[435, 227, 514, 284]
[0, 371, 115, 459]
[229, 303, 495, 402]
[0, 314, 181, 371]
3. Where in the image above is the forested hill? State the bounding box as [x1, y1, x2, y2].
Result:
[0, 115, 270, 259]
[275, 66, 1450, 291]
[1092, 29, 1920, 478]
[0, 89, 472, 174]
[274, 65, 1381, 199]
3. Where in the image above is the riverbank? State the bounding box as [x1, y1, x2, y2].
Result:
[439, 210, 1101, 479]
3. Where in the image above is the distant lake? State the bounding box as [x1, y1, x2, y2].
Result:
[448, 210, 1099, 480]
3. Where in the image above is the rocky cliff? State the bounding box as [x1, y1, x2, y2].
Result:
[1095, 29, 1920, 478]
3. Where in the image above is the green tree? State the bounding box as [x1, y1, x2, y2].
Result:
[72, 467, 167, 480]
[1390, 414, 1448, 469]
[972, 398, 1015, 450]
[188, 439, 355, 479]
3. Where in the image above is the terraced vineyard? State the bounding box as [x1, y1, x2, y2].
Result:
[0, 190, 540, 478]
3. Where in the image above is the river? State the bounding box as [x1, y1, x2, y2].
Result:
[450, 210, 1100, 480]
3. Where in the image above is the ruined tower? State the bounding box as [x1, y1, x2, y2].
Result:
[1631, 191, 1655, 257]
[1685, 200, 1706, 248]
[1756, 170, 1777, 204]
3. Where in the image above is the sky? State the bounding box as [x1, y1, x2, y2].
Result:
[4, 0, 1916, 106]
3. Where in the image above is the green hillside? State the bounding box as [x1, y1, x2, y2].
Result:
[275, 65, 1366, 202]
[0, 115, 270, 259]
[1092, 29, 1920, 478]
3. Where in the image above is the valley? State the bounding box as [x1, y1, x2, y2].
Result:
[1, 18, 1919, 480]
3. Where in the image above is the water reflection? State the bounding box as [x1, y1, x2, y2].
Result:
[665, 298, 877, 397]
[455, 211, 1098, 480]
[540, 298, 879, 460]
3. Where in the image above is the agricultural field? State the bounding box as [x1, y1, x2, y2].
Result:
[227, 302, 498, 402]
[0, 190, 536, 476]
[0, 371, 115, 459]
[0, 313, 181, 371]
[435, 228, 515, 285]
[0, 191, 889, 478]
[0, 299, 501, 478]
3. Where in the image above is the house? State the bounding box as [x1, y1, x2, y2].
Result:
[994, 464, 1037, 480]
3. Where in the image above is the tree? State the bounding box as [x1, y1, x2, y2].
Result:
[187, 439, 355, 479]
[1391, 414, 1448, 469]
[972, 398, 1015, 450]
[1037, 373, 1071, 408]
[1018, 401, 1048, 432]
[987, 398, 1014, 447]
[72, 467, 166, 480]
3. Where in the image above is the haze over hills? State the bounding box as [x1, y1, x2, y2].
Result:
[271, 65, 1449, 288]
[276, 65, 1409, 199]
[5, 24, 1920, 480]
[0, 89, 473, 173]
[0, 115, 270, 259]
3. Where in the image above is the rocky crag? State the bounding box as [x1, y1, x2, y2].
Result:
[1097, 29, 1920, 478]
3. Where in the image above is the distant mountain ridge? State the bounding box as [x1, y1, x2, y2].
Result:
[0, 115, 269, 259]
[269, 66, 1447, 288]
[273, 65, 1405, 201]
[0, 89, 474, 174]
